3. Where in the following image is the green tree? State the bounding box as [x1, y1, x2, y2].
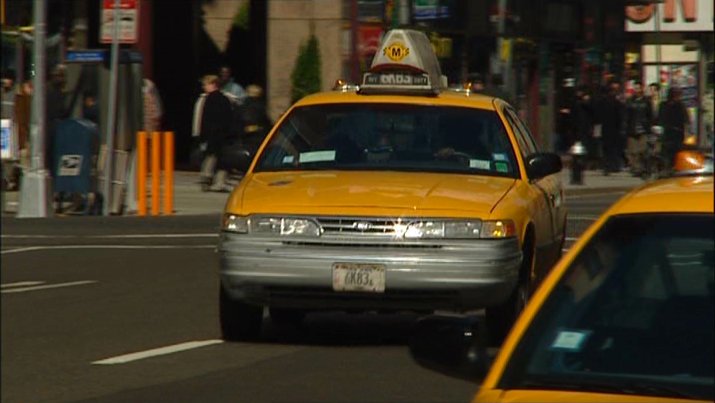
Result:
[290, 35, 322, 103]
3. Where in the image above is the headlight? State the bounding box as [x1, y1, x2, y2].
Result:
[402, 220, 481, 239]
[279, 218, 321, 236]
[480, 220, 516, 239]
[222, 215, 320, 236]
[404, 221, 445, 238]
[222, 214, 249, 233]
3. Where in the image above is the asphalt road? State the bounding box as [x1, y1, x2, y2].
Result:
[1, 191, 628, 403]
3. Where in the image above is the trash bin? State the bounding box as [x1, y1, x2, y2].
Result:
[53, 118, 100, 215]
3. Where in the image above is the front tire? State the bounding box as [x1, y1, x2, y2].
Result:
[219, 286, 263, 341]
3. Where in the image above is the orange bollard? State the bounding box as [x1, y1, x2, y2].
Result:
[137, 131, 147, 216]
[163, 131, 174, 215]
[151, 131, 161, 216]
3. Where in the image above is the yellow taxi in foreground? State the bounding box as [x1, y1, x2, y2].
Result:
[410, 175, 714, 402]
[218, 29, 566, 341]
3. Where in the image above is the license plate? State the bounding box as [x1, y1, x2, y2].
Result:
[332, 263, 385, 293]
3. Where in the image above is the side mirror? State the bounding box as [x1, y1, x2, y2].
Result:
[526, 152, 562, 180]
[408, 315, 491, 382]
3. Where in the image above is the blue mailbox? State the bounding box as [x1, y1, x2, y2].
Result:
[53, 118, 99, 213]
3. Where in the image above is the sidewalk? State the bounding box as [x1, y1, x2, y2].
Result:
[1, 169, 646, 217]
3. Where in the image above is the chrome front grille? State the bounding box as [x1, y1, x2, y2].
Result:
[317, 217, 400, 237]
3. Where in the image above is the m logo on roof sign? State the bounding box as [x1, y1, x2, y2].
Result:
[384, 42, 410, 62]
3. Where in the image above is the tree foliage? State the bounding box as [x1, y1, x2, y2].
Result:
[290, 35, 322, 104]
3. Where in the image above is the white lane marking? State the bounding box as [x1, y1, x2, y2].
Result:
[92, 340, 224, 365]
[1, 235, 74, 239]
[565, 237, 578, 241]
[1, 245, 216, 255]
[1, 233, 217, 239]
[1, 280, 97, 294]
[1, 281, 45, 288]
[96, 234, 217, 239]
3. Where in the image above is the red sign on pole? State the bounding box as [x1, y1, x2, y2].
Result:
[100, 0, 140, 44]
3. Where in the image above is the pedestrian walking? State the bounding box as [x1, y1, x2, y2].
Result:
[658, 87, 689, 172]
[467, 73, 486, 92]
[142, 78, 163, 133]
[486, 74, 514, 106]
[218, 66, 246, 105]
[1, 70, 16, 120]
[46, 64, 70, 176]
[15, 80, 33, 169]
[599, 81, 625, 175]
[625, 81, 653, 177]
[82, 92, 99, 124]
[574, 85, 595, 164]
[556, 78, 578, 153]
[238, 84, 272, 158]
[198, 75, 234, 192]
[648, 82, 661, 121]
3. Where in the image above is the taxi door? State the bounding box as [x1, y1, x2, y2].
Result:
[501, 106, 566, 282]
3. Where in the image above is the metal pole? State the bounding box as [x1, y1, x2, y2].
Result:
[655, 3, 661, 93]
[350, 0, 359, 83]
[103, 0, 121, 215]
[31, 0, 46, 172]
[17, 0, 52, 218]
[495, 0, 508, 89]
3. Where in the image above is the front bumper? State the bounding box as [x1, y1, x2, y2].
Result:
[218, 233, 522, 311]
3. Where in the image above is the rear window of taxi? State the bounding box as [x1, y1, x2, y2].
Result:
[254, 103, 519, 178]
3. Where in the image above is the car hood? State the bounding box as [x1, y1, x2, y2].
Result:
[477, 389, 707, 403]
[231, 171, 515, 218]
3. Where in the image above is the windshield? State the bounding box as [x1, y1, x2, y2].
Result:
[500, 214, 714, 400]
[254, 103, 518, 177]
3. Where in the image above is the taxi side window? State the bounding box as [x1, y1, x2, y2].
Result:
[503, 108, 533, 158]
[510, 108, 541, 153]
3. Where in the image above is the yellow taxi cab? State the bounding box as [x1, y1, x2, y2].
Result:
[218, 29, 566, 341]
[410, 174, 714, 402]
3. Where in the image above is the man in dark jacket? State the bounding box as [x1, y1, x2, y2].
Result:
[658, 87, 689, 172]
[598, 81, 625, 175]
[574, 85, 595, 164]
[625, 81, 653, 176]
[199, 74, 233, 191]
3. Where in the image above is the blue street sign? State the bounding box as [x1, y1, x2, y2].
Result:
[66, 50, 106, 63]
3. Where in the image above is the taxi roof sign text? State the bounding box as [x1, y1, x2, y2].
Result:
[360, 29, 447, 96]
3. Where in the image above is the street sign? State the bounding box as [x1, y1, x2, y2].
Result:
[66, 50, 106, 63]
[100, 0, 140, 44]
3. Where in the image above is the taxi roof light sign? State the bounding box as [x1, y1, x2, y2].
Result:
[360, 29, 447, 96]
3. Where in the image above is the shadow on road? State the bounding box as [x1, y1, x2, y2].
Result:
[257, 311, 426, 346]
